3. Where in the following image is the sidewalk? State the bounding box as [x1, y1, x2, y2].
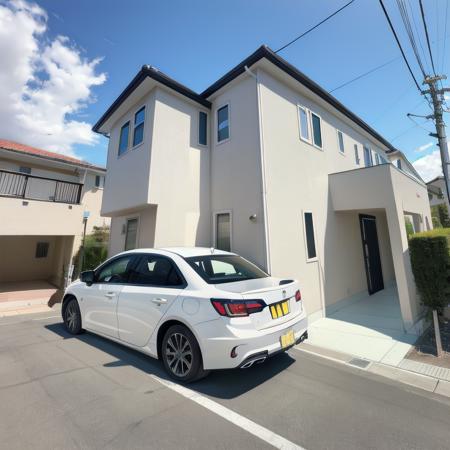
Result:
[296, 341, 450, 399]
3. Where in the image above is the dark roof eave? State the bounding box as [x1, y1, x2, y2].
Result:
[201, 45, 401, 154]
[93, 66, 211, 134]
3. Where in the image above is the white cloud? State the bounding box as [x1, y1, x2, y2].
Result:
[415, 142, 433, 153]
[0, 0, 106, 157]
[413, 150, 443, 181]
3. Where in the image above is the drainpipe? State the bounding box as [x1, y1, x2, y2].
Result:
[245, 65, 272, 274]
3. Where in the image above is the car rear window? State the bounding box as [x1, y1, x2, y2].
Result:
[185, 255, 268, 284]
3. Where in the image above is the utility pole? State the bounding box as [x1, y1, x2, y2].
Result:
[422, 75, 450, 203]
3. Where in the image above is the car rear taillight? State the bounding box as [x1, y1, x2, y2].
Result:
[295, 290, 301, 302]
[211, 299, 266, 317]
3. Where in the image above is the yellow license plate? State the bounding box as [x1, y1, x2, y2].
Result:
[280, 330, 295, 349]
[270, 300, 290, 319]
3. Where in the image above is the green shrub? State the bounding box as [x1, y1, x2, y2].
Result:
[431, 204, 450, 228]
[409, 229, 450, 311]
[405, 217, 414, 238]
[73, 226, 109, 279]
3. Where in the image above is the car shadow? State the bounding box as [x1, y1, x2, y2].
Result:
[45, 322, 296, 399]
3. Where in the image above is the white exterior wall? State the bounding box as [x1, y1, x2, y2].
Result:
[101, 91, 156, 216]
[0, 152, 107, 286]
[149, 88, 210, 247]
[104, 86, 211, 255]
[428, 177, 450, 210]
[209, 76, 267, 269]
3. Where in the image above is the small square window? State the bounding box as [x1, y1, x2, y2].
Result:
[311, 113, 322, 148]
[217, 105, 229, 142]
[199, 111, 207, 146]
[36, 242, 49, 258]
[337, 131, 345, 153]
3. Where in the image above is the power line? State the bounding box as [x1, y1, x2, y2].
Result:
[441, 0, 449, 73]
[419, 0, 437, 75]
[275, 0, 356, 53]
[395, 0, 427, 77]
[329, 57, 399, 93]
[378, 0, 422, 92]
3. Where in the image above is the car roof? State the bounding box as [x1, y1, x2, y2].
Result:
[121, 247, 235, 258]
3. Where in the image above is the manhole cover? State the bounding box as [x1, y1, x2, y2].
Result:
[348, 358, 370, 369]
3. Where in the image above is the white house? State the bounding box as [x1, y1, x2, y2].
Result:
[427, 176, 450, 210]
[0, 139, 108, 290]
[94, 46, 432, 334]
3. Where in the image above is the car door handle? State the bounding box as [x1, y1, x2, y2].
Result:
[104, 292, 115, 299]
[152, 298, 167, 305]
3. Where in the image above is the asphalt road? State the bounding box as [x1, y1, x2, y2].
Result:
[1, 310, 450, 450]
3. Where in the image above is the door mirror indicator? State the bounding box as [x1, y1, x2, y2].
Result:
[81, 270, 95, 286]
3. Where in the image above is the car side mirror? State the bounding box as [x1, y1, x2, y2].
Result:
[80, 270, 95, 286]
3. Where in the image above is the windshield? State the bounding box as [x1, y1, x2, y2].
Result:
[185, 255, 268, 284]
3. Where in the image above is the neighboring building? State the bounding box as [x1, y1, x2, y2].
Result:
[426, 176, 449, 209]
[94, 45, 432, 334]
[0, 140, 109, 288]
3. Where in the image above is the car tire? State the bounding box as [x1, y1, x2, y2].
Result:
[161, 324, 209, 383]
[63, 297, 83, 335]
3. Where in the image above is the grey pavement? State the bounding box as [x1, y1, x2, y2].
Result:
[1, 310, 450, 450]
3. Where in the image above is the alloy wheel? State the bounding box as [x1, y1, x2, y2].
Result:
[165, 332, 193, 377]
[66, 302, 78, 332]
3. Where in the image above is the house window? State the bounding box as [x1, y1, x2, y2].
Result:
[215, 212, 231, 251]
[397, 159, 402, 170]
[36, 242, 49, 258]
[19, 166, 31, 175]
[303, 212, 317, 261]
[298, 106, 310, 142]
[311, 113, 322, 148]
[354, 144, 360, 165]
[118, 122, 130, 156]
[217, 105, 229, 142]
[363, 146, 373, 167]
[374, 153, 380, 165]
[133, 107, 145, 147]
[337, 131, 345, 153]
[124, 218, 138, 251]
[95, 175, 104, 188]
[379, 154, 387, 164]
[199, 111, 207, 146]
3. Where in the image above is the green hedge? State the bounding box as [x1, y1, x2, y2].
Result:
[409, 228, 450, 311]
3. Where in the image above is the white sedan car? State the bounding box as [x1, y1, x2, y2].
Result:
[62, 247, 308, 382]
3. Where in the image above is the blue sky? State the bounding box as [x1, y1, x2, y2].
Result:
[6, 0, 450, 179]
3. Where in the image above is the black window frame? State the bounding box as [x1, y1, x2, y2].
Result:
[311, 112, 322, 149]
[35, 242, 49, 258]
[303, 212, 317, 261]
[198, 111, 208, 146]
[217, 104, 230, 143]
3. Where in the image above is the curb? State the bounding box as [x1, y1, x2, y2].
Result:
[294, 342, 450, 399]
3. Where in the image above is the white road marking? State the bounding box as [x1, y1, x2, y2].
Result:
[151, 374, 306, 450]
[32, 315, 60, 321]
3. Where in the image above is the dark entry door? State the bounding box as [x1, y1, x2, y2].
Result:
[359, 214, 384, 295]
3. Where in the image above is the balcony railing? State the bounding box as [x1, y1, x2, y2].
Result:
[0, 170, 82, 204]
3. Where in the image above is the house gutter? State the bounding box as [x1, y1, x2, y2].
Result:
[245, 65, 272, 274]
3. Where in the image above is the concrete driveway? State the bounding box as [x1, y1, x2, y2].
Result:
[1, 310, 450, 450]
